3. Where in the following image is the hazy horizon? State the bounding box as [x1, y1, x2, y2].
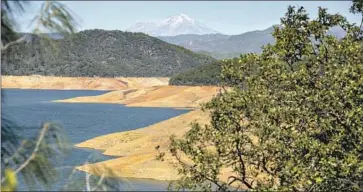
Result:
[15, 1, 361, 35]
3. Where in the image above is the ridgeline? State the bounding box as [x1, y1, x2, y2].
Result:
[1, 29, 215, 77]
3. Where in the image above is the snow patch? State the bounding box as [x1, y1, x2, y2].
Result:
[126, 13, 219, 36]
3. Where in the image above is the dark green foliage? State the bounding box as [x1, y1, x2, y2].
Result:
[195, 51, 242, 60]
[169, 58, 240, 86]
[1, 116, 22, 159]
[169, 60, 222, 86]
[1, 0, 27, 44]
[1, 119, 72, 190]
[168, 2, 363, 191]
[1, 29, 215, 77]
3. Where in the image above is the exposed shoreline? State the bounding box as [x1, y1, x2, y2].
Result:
[75, 109, 210, 181]
[2, 75, 222, 182]
[53, 85, 221, 109]
[58, 85, 222, 181]
[2, 75, 169, 90]
[54, 85, 221, 180]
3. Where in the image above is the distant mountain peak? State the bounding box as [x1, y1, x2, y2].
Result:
[177, 13, 189, 17]
[165, 13, 194, 23]
[126, 13, 219, 36]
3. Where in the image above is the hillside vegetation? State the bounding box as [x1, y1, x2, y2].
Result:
[169, 60, 223, 86]
[195, 50, 242, 60]
[169, 58, 243, 86]
[168, 26, 350, 85]
[1, 29, 215, 77]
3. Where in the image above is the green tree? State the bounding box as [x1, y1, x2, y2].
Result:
[1, 0, 76, 190]
[1, 0, 77, 50]
[167, 1, 363, 191]
[1, 1, 123, 191]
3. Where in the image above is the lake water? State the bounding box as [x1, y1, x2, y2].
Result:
[1, 89, 190, 191]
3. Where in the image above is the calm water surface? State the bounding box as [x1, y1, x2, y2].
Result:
[2, 89, 190, 191]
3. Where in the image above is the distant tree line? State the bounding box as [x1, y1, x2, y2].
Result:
[1, 29, 215, 77]
[169, 58, 245, 86]
[169, 60, 222, 86]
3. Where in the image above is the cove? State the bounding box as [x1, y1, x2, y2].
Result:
[1, 89, 190, 191]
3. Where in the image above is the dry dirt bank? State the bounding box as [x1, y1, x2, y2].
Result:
[4, 75, 246, 185]
[57, 85, 228, 181]
[75, 110, 210, 180]
[1, 75, 169, 90]
[54, 86, 221, 108]
[75, 109, 259, 188]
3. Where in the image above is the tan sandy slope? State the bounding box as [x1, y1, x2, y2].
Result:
[75, 109, 257, 187]
[54, 86, 221, 108]
[76, 109, 210, 181]
[4, 75, 242, 183]
[54, 83, 227, 181]
[1, 75, 169, 90]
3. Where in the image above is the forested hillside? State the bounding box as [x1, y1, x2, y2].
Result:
[195, 50, 242, 60]
[1, 29, 215, 77]
[169, 60, 225, 86]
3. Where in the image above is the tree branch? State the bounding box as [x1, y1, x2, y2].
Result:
[3, 140, 27, 164]
[85, 161, 91, 191]
[261, 155, 275, 176]
[235, 139, 253, 189]
[91, 174, 105, 191]
[61, 165, 79, 190]
[172, 151, 224, 190]
[1, 36, 26, 51]
[1, 123, 50, 184]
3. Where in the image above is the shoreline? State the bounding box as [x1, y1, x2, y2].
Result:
[62, 86, 220, 181]
[75, 109, 210, 181]
[2, 75, 170, 90]
[1, 87, 115, 91]
[2, 75, 223, 182]
[53, 86, 221, 109]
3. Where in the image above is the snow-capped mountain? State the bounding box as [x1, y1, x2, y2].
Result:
[126, 13, 220, 36]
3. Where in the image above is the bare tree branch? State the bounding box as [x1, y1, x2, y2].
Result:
[85, 161, 91, 191]
[3, 140, 27, 164]
[235, 140, 253, 189]
[1, 123, 50, 184]
[85, 174, 91, 191]
[172, 151, 225, 190]
[14, 123, 49, 175]
[91, 174, 105, 191]
[61, 165, 79, 190]
[1, 36, 26, 51]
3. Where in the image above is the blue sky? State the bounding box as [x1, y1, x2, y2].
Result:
[16, 1, 361, 35]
